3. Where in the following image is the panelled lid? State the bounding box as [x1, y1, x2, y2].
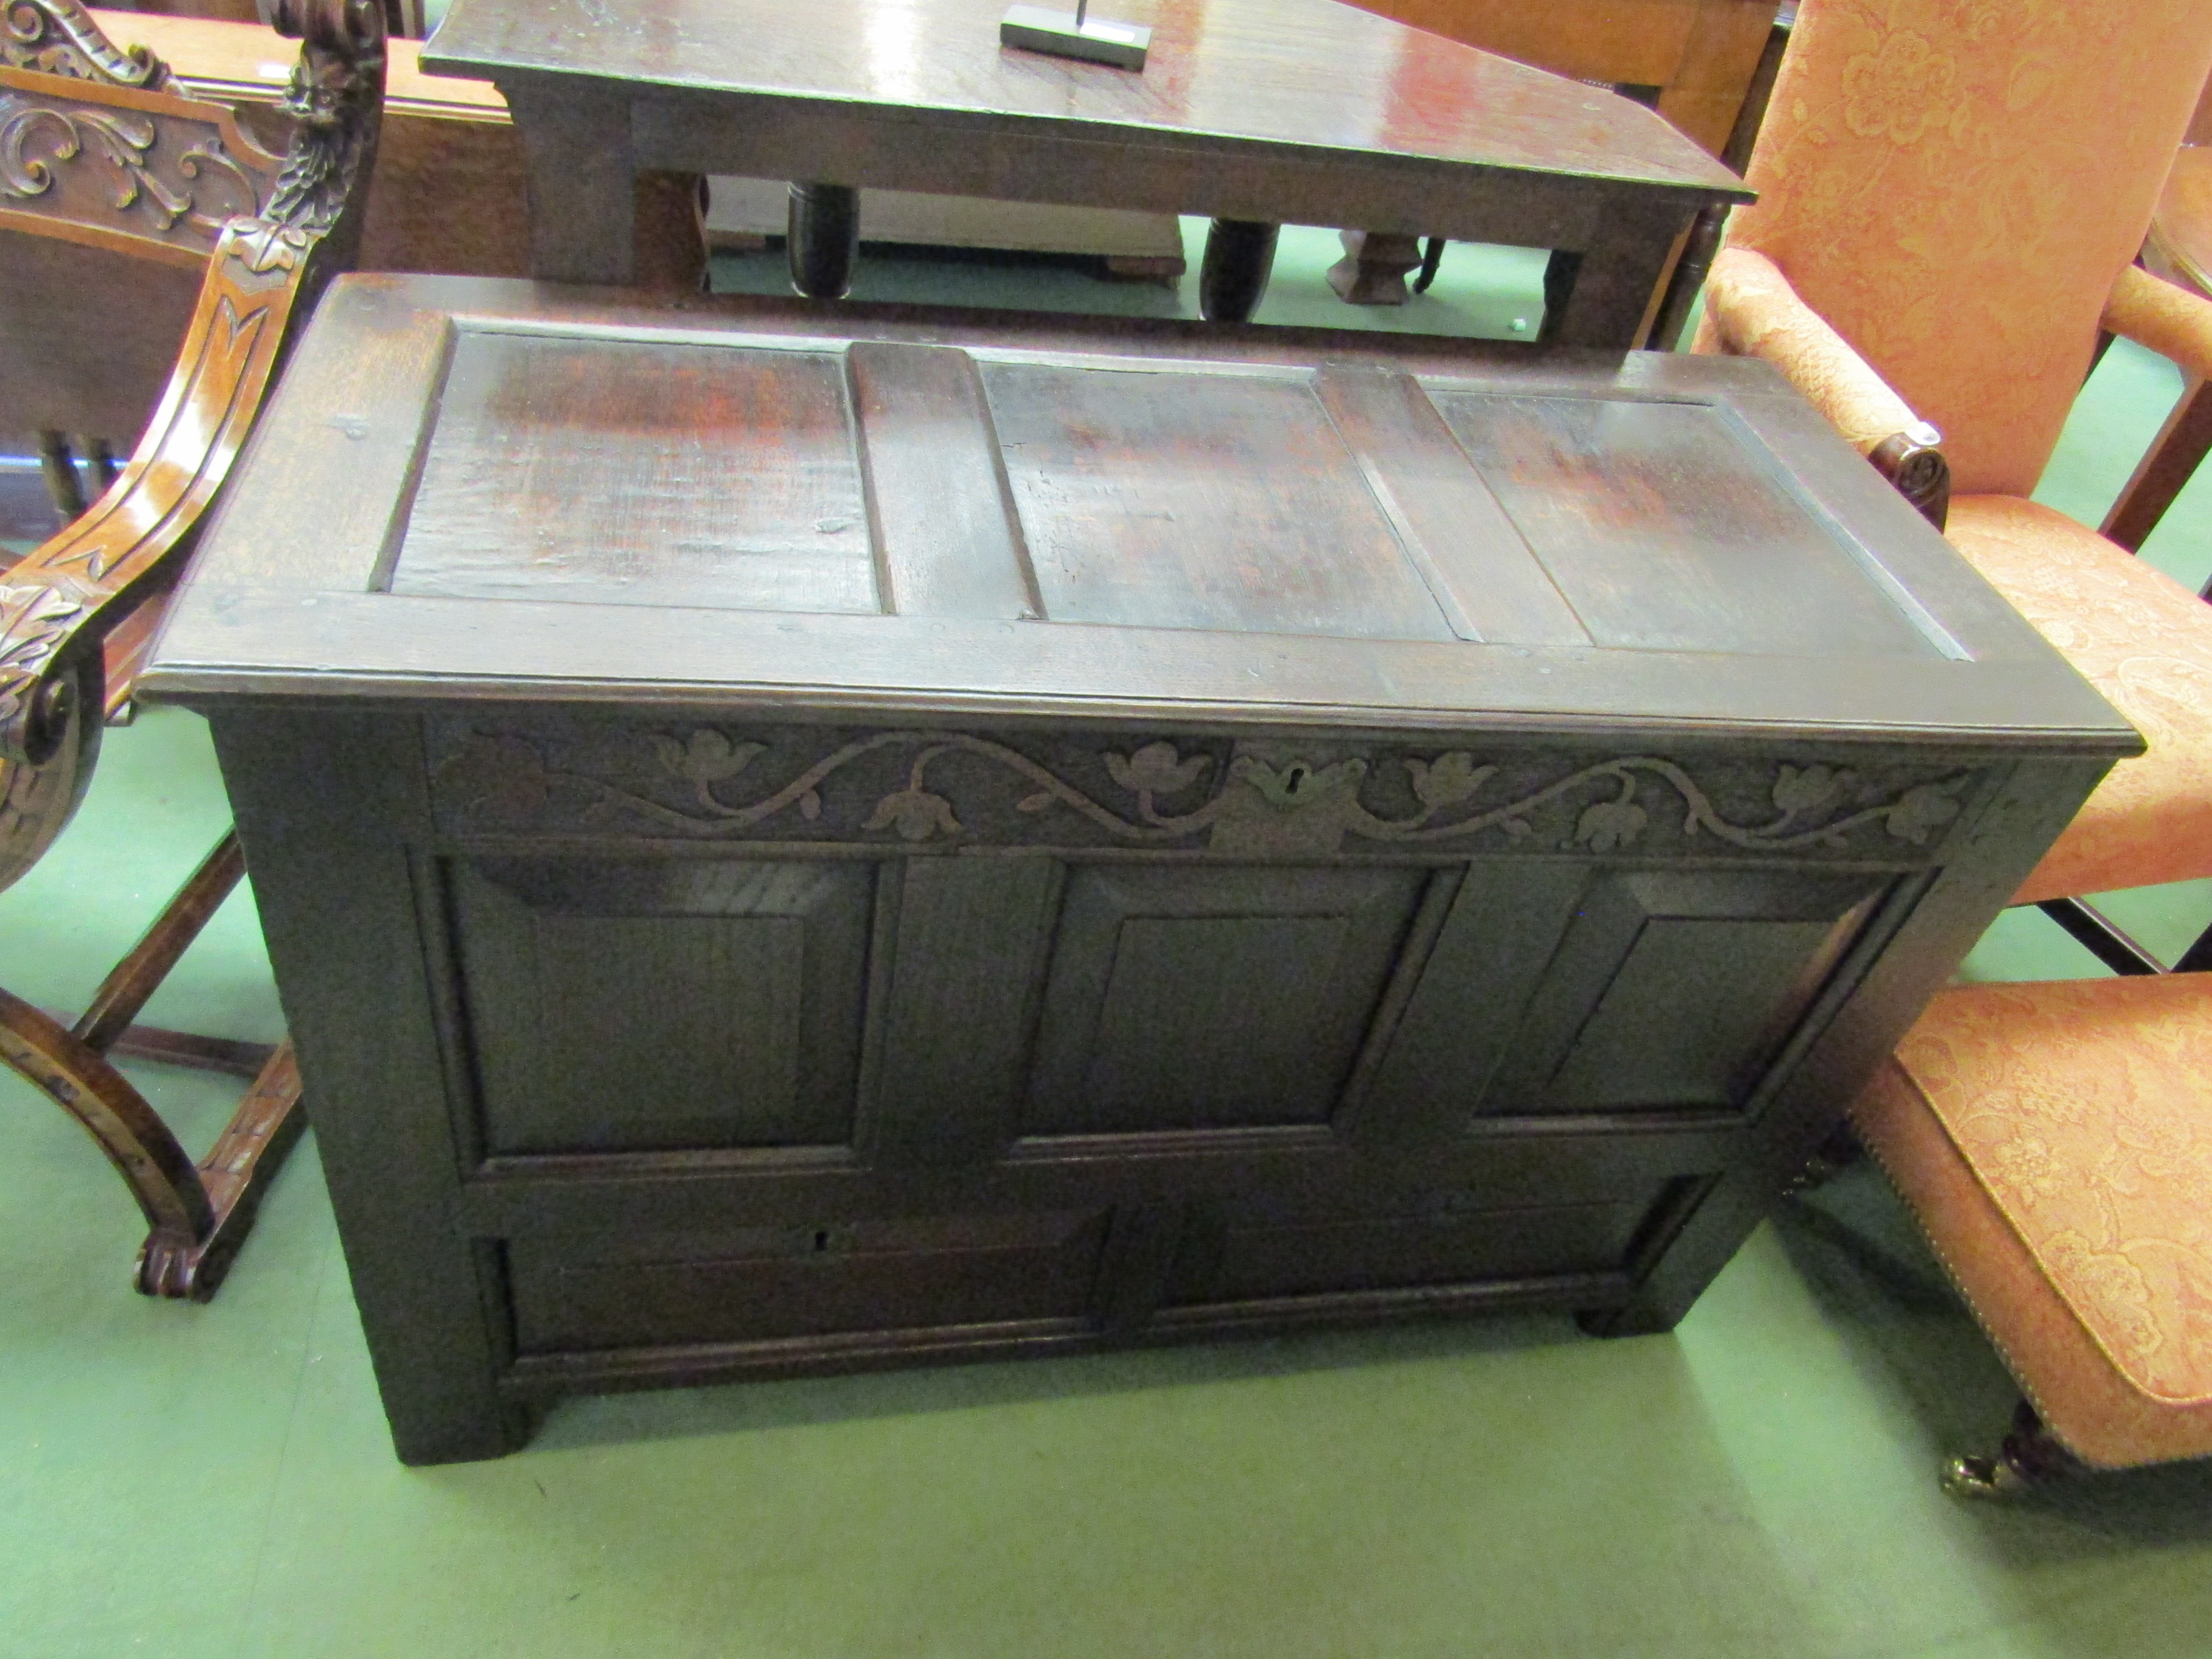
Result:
[144, 274, 2137, 754]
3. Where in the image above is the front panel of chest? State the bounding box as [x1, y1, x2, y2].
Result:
[420, 712, 1985, 1162]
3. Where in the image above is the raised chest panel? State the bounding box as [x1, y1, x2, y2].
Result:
[447, 856, 873, 1153]
[371, 317, 1971, 664]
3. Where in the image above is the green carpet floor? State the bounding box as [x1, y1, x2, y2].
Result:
[4, 223, 2210, 1659]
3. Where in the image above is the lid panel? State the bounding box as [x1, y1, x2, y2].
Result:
[391, 330, 879, 615]
[1431, 392, 1944, 660]
[979, 360, 1455, 642]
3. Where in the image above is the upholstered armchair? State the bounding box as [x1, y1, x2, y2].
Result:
[1695, 0, 2212, 963]
[1695, 0, 2212, 1484]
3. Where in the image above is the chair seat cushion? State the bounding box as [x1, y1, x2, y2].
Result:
[1853, 973, 2212, 1467]
[1945, 494, 2212, 903]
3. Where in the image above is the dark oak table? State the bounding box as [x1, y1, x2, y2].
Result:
[421, 0, 1750, 340]
[146, 276, 2131, 1463]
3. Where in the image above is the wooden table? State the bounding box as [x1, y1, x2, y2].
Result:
[421, 0, 1750, 341]
[145, 276, 2131, 1464]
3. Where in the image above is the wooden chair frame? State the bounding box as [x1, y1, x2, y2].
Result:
[0, 0, 383, 1298]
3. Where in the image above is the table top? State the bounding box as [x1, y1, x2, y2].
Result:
[423, 0, 1747, 204]
[146, 274, 2128, 755]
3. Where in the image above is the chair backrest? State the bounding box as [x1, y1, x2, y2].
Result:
[1709, 0, 2212, 498]
[0, 0, 383, 886]
[0, 0, 303, 456]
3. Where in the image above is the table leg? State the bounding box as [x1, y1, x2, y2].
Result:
[788, 183, 861, 299]
[1198, 218, 1279, 321]
[504, 87, 636, 285]
[1538, 201, 1692, 349]
[1326, 231, 1423, 306]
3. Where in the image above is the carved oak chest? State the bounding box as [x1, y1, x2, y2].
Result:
[142, 275, 2136, 1463]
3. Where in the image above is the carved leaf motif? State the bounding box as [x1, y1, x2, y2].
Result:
[1104, 741, 1211, 796]
[1883, 782, 1963, 845]
[652, 728, 762, 783]
[1017, 791, 1056, 813]
[863, 788, 962, 842]
[224, 215, 312, 273]
[1771, 762, 1853, 818]
[799, 789, 822, 821]
[1574, 799, 1648, 853]
[1405, 751, 1494, 807]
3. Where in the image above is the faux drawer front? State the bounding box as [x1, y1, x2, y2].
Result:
[508, 1209, 1111, 1354]
[1164, 1185, 1676, 1309]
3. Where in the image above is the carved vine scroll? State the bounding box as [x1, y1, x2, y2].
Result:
[435, 724, 1976, 863]
[0, 0, 386, 765]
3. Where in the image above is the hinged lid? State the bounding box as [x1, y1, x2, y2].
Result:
[144, 275, 2138, 755]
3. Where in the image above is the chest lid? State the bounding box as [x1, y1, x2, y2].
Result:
[144, 275, 2136, 753]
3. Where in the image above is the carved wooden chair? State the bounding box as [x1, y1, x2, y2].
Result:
[1692, 0, 2212, 1485]
[0, 0, 383, 1296]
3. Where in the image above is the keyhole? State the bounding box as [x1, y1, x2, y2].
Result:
[813, 1229, 832, 1253]
[1284, 764, 1308, 796]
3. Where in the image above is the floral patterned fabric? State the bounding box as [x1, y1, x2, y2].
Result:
[1702, 0, 2212, 498]
[1855, 975, 2212, 1466]
[1699, 248, 1932, 455]
[1943, 496, 2212, 903]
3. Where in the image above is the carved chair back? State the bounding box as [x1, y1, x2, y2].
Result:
[0, 0, 384, 885]
[1706, 0, 2212, 499]
[0, 0, 301, 477]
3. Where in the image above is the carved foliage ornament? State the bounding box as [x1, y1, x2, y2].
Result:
[0, 95, 266, 234]
[2, 0, 170, 88]
[437, 726, 1971, 861]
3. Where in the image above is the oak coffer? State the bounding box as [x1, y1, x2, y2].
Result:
[142, 274, 2137, 1463]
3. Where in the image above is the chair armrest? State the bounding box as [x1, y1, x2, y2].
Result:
[1701, 247, 1951, 528]
[2103, 263, 2212, 380]
[0, 0, 384, 766]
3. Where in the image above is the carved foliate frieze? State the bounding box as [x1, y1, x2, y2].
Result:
[0, 82, 270, 249]
[2, 0, 170, 88]
[427, 716, 1981, 863]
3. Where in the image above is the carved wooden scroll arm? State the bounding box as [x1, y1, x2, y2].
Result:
[0, 0, 383, 766]
[1, 0, 172, 88]
[1699, 246, 1951, 530]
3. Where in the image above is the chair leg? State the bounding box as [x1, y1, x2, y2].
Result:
[0, 993, 304, 1299]
[36, 430, 84, 523]
[1942, 1399, 2093, 1498]
[0, 830, 307, 1299]
[2102, 374, 2212, 552]
[2037, 896, 2168, 974]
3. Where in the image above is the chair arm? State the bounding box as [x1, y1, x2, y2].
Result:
[0, 0, 384, 766]
[1701, 247, 1951, 528]
[2103, 263, 2212, 380]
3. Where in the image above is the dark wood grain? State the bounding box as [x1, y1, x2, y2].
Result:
[424, 0, 1748, 344]
[143, 276, 2140, 1460]
[0, 0, 382, 1302]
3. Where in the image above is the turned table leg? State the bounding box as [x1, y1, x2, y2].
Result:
[788, 183, 862, 299]
[1198, 218, 1279, 321]
[1326, 230, 1423, 305]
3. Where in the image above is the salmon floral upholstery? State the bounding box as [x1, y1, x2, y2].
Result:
[1854, 974, 2212, 1467]
[1700, 247, 1936, 457]
[1943, 495, 2212, 903]
[1697, 0, 2212, 498]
